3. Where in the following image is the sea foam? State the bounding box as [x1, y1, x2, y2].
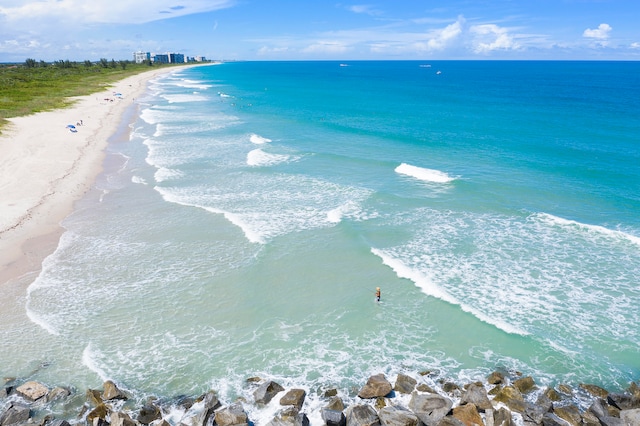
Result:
[249, 134, 272, 144]
[371, 248, 530, 336]
[246, 149, 290, 167]
[395, 163, 456, 183]
[532, 212, 640, 247]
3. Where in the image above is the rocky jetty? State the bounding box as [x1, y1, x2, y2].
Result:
[1, 371, 640, 426]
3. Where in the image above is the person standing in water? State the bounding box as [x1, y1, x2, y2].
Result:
[375, 287, 381, 302]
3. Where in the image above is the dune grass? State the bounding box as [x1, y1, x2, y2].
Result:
[0, 61, 187, 133]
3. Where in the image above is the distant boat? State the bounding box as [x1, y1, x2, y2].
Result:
[419, 64, 431, 68]
[339, 63, 349, 67]
[436, 70, 442, 75]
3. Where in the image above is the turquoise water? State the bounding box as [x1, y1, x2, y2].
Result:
[3, 61, 640, 421]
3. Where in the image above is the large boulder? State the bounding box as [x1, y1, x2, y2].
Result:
[378, 405, 419, 426]
[0, 402, 30, 426]
[138, 403, 162, 425]
[110, 411, 137, 426]
[580, 384, 608, 399]
[407, 393, 452, 426]
[45, 387, 72, 403]
[214, 403, 248, 426]
[552, 404, 581, 426]
[181, 390, 221, 426]
[321, 409, 345, 426]
[358, 375, 392, 399]
[541, 413, 571, 426]
[102, 380, 128, 401]
[266, 407, 309, 426]
[608, 393, 640, 410]
[487, 372, 504, 385]
[513, 377, 536, 394]
[492, 386, 525, 412]
[493, 407, 515, 426]
[16, 381, 49, 401]
[87, 404, 109, 424]
[344, 404, 380, 426]
[587, 399, 622, 426]
[460, 383, 492, 411]
[620, 408, 640, 426]
[280, 389, 306, 410]
[254, 381, 284, 405]
[452, 403, 483, 426]
[325, 396, 344, 412]
[394, 375, 417, 395]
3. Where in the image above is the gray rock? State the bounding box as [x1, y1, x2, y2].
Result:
[45, 419, 71, 426]
[138, 403, 162, 425]
[45, 387, 71, 403]
[214, 403, 248, 426]
[581, 384, 609, 399]
[149, 420, 171, 426]
[321, 409, 345, 426]
[358, 375, 392, 399]
[16, 381, 49, 402]
[0, 402, 30, 426]
[344, 404, 380, 426]
[266, 407, 309, 426]
[620, 408, 640, 426]
[522, 401, 549, 424]
[493, 407, 515, 426]
[184, 390, 221, 426]
[408, 393, 452, 426]
[460, 383, 492, 411]
[608, 393, 640, 410]
[394, 375, 417, 395]
[280, 389, 306, 410]
[541, 413, 571, 426]
[254, 381, 285, 405]
[378, 406, 419, 426]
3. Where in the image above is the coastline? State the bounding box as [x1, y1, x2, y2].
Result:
[0, 66, 184, 293]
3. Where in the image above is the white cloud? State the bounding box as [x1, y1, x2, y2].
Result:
[0, 0, 235, 25]
[301, 41, 350, 54]
[583, 23, 612, 40]
[470, 24, 520, 53]
[631, 42, 640, 49]
[425, 17, 464, 51]
[346, 4, 382, 16]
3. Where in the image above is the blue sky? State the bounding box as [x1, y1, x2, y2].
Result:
[1, 0, 639, 62]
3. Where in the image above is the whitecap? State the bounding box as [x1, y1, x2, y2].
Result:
[532, 212, 640, 247]
[246, 149, 290, 167]
[395, 163, 456, 183]
[249, 134, 272, 144]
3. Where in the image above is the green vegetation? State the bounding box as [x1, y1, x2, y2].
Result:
[0, 58, 187, 133]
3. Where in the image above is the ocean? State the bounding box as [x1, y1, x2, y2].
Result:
[2, 61, 640, 423]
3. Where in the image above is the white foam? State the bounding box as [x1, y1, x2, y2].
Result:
[326, 200, 361, 223]
[132, 176, 147, 185]
[371, 248, 530, 336]
[246, 149, 290, 167]
[154, 167, 185, 183]
[161, 93, 209, 103]
[249, 134, 272, 144]
[395, 163, 456, 183]
[532, 212, 640, 247]
[82, 343, 110, 382]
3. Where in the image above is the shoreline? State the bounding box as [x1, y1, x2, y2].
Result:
[0, 66, 190, 294]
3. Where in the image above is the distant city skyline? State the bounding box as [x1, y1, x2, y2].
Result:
[1, 0, 639, 62]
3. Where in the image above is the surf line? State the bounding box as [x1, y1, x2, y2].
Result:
[370, 248, 529, 336]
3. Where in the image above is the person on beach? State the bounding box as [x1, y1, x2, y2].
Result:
[375, 287, 381, 302]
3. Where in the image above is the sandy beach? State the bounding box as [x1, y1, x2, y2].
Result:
[0, 67, 178, 291]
